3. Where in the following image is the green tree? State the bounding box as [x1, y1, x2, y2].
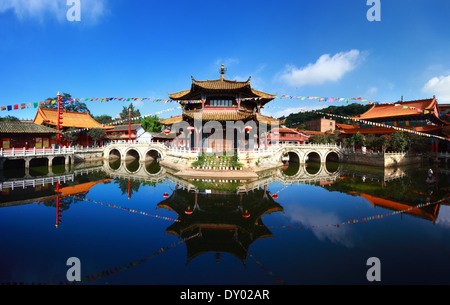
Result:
[41, 93, 92, 115]
[63, 128, 80, 146]
[94, 115, 113, 124]
[87, 128, 106, 147]
[390, 132, 408, 152]
[352, 132, 366, 147]
[0, 115, 20, 122]
[120, 103, 141, 121]
[283, 103, 372, 127]
[404, 133, 430, 153]
[141, 115, 162, 132]
[379, 134, 392, 153]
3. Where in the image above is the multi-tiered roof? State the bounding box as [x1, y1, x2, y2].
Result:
[160, 65, 280, 126]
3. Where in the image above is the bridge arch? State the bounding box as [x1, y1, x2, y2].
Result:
[281, 151, 301, 164]
[145, 148, 163, 162]
[108, 148, 121, 160]
[304, 150, 322, 164]
[124, 160, 142, 174]
[107, 158, 122, 171]
[324, 149, 343, 163]
[124, 148, 142, 162]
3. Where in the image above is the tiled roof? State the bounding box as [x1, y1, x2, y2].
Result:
[354, 98, 439, 120]
[183, 110, 254, 121]
[255, 114, 281, 124]
[33, 107, 109, 129]
[151, 132, 176, 139]
[159, 115, 184, 125]
[192, 77, 252, 90]
[0, 121, 59, 134]
[359, 193, 437, 222]
[336, 124, 442, 135]
[296, 129, 326, 136]
[107, 124, 141, 132]
[168, 76, 276, 100]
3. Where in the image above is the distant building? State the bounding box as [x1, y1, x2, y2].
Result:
[336, 97, 449, 153]
[33, 107, 110, 147]
[268, 127, 309, 145]
[0, 121, 59, 149]
[104, 124, 155, 144]
[105, 124, 140, 142]
[303, 118, 336, 133]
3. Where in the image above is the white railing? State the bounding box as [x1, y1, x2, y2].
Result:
[0, 146, 108, 157]
[438, 152, 450, 158]
[0, 147, 75, 157]
[0, 174, 75, 190]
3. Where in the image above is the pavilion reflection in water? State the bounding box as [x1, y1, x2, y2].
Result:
[156, 186, 283, 265]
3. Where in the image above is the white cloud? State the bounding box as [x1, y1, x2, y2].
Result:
[284, 204, 354, 248]
[278, 49, 364, 87]
[263, 106, 315, 119]
[435, 206, 450, 229]
[0, 0, 107, 23]
[366, 87, 378, 96]
[213, 57, 240, 70]
[422, 75, 450, 103]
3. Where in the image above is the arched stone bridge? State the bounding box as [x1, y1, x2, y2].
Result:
[103, 142, 344, 168]
[248, 143, 344, 168]
[103, 142, 168, 162]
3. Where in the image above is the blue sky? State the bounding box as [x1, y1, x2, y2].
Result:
[1, 0, 450, 121]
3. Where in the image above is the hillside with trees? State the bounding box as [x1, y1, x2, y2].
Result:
[281, 103, 372, 127]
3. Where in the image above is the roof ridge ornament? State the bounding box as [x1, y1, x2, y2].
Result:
[220, 64, 226, 80]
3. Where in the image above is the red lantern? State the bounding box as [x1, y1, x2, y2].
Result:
[163, 192, 169, 199]
[185, 206, 193, 215]
[164, 129, 171, 134]
[272, 194, 278, 200]
[242, 210, 250, 218]
[245, 126, 252, 134]
[187, 126, 195, 134]
[273, 131, 280, 136]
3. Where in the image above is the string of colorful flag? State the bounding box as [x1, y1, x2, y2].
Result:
[3, 93, 448, 115]
[0, 233, 200, 285]
[312, 110, 450, 142]
[73, 195, 180, 223]
[265, 196, 447, 231]
[61, 106, 182, 135]
[0, 97, 202, 112]
[73, 233, 200, 285]
[233, 236, 287, 285]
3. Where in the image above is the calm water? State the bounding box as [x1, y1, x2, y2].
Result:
[1, 158, 449, 285]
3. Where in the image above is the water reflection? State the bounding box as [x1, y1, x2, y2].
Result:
[2, 158, 450, 284]
[2, 159, 448, 226]
[157, 187, 283, 265]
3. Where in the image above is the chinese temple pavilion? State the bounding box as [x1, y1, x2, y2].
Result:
[160, 65, 281, 152]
